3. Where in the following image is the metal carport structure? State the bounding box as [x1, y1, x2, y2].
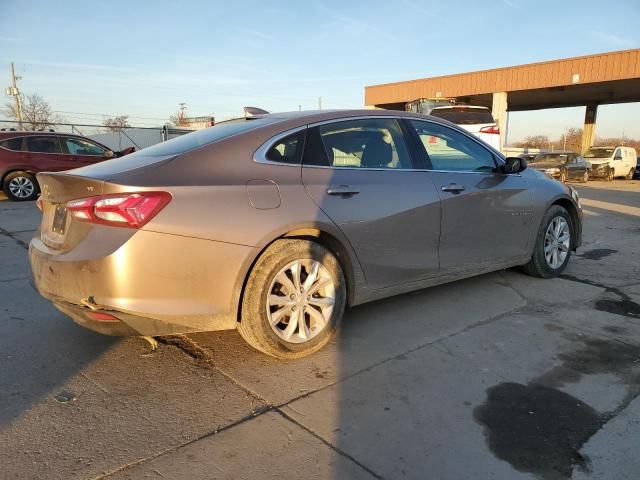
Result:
[365, 49, 640, 152]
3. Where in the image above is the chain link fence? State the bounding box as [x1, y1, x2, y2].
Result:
[0, 120, 195, 151]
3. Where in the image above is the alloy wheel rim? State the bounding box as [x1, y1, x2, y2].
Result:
[8, 177, 34, 198]
[266, 259, 335, 344]
[544, 216, 570, 269]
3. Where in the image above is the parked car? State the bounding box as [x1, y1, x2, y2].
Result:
[0, 131, 134, 201]
[528, 151, 589, 183]
[583, 146, 637, 181]
[29, 110, 582, 358]
[428, 105, 500, 150]
[635, 157, 640, 179]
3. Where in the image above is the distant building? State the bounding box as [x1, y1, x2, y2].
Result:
[181, 116, 215, 130]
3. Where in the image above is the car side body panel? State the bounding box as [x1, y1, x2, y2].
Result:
[28, 110, 583, 337]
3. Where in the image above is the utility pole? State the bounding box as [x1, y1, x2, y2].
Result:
[5, 62, 24, 129]
[563, 126, 568, 150]
[178, 102, 187, 127]
[318, 96, 322, 110]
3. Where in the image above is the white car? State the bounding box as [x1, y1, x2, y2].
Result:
[583, 146, 637, 181]
[429, 105, 500, 151]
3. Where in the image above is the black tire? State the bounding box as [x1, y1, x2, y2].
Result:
[2, 171, 39, 201]
[580, 170, 589, 183]
[238, 239, 346, 359]
[559, 170, 567, 183]
[522, 205, 573, 278]
[626, 168, 634, 180]
[606, 168, 614, 182]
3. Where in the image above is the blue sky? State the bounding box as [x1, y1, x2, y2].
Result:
[1, 0, 639, 141]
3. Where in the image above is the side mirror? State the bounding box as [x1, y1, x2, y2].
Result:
[104, 150, 115, 158]
[503, 156, 527, 174]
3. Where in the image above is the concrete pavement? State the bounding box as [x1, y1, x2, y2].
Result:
[0, 180, 639, 479]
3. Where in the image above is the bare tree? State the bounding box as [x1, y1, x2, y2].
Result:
[514, 134, 550, 149]
[3, 93, 64, 131]
[559, 128, 583, 152]
[103, 115, 130, 132]
[168, 103, 188, 127]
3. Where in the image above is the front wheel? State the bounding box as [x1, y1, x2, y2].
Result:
[522, 205, 573, 278]
[607, 168, 614, 182]
[238, 239, 346, 359]
[581, 170, 589, 183]
[3, 171, 40, 201]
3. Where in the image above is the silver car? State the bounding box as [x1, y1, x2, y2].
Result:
[30, 110, 583, 358]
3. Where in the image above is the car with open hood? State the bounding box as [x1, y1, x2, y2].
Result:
[528, 151, 589, 183]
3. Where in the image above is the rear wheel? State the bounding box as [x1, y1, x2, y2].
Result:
[3, 171, 39, 201]
[522, 205, 573, 278]
[626, 168, 634, 180]
[238, 239, 346, 359]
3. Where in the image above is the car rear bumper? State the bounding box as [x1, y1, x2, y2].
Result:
[29, 229, 258, 336]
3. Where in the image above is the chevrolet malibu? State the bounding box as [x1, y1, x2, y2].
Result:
[30, 110, 583, 358]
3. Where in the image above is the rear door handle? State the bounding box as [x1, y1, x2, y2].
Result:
[441, 183, 465, 194]
[327, 185, 360, 196]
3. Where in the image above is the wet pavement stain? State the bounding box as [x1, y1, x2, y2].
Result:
[579, 248, 618, 261]
[474, 383, 603, 479]
[594, 297, 640, 319]
[475, 337, 640, 479]
[537, 337, 640, 391]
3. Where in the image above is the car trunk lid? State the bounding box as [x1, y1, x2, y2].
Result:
[37, 172, 112, 252]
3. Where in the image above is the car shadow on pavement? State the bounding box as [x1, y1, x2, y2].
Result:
[0, 281, 118, 426]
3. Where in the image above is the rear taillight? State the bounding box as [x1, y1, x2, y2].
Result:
[479, 125, 500, 135]
[67, 192, 171, 229]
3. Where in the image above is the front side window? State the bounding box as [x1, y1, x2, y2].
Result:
[25, 136, 62, 154]
[65, 138, 106, 156]
[410, 120, 496, 172]
[266, 130, 304, 164]
[0, 137, 23, 151]
[308, 118, 412, 169]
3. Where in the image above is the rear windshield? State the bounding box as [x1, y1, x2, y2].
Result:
[584, 147, 614, 158]
[429, 108, 495, 125]
[71, 117, 274, 177]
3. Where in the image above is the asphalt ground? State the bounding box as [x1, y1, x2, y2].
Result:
[1, 179, 639, 480]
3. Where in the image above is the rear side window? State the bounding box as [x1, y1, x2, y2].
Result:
[430, 108, 495, 125]
[305, 118, 412, 169]
[25, 137, 62, 154]
[266, 130, 305, 164]
[0, 137, 23, 151]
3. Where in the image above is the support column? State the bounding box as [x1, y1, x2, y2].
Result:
[582, 104, 598, 153]
[491, 92, 508, 152]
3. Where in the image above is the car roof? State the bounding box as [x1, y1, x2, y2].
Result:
[0, 130, 84, 140]
[231, 109, 457, 129]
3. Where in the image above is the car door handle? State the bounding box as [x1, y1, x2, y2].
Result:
[327, 185, 360, 196]
[441, 183, 465, 194]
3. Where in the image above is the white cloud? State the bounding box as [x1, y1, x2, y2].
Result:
[237, 28, 275, 41]
[592, 31, 636, 48]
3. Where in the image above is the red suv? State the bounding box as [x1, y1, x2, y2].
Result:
[0, 131, 134, 201]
